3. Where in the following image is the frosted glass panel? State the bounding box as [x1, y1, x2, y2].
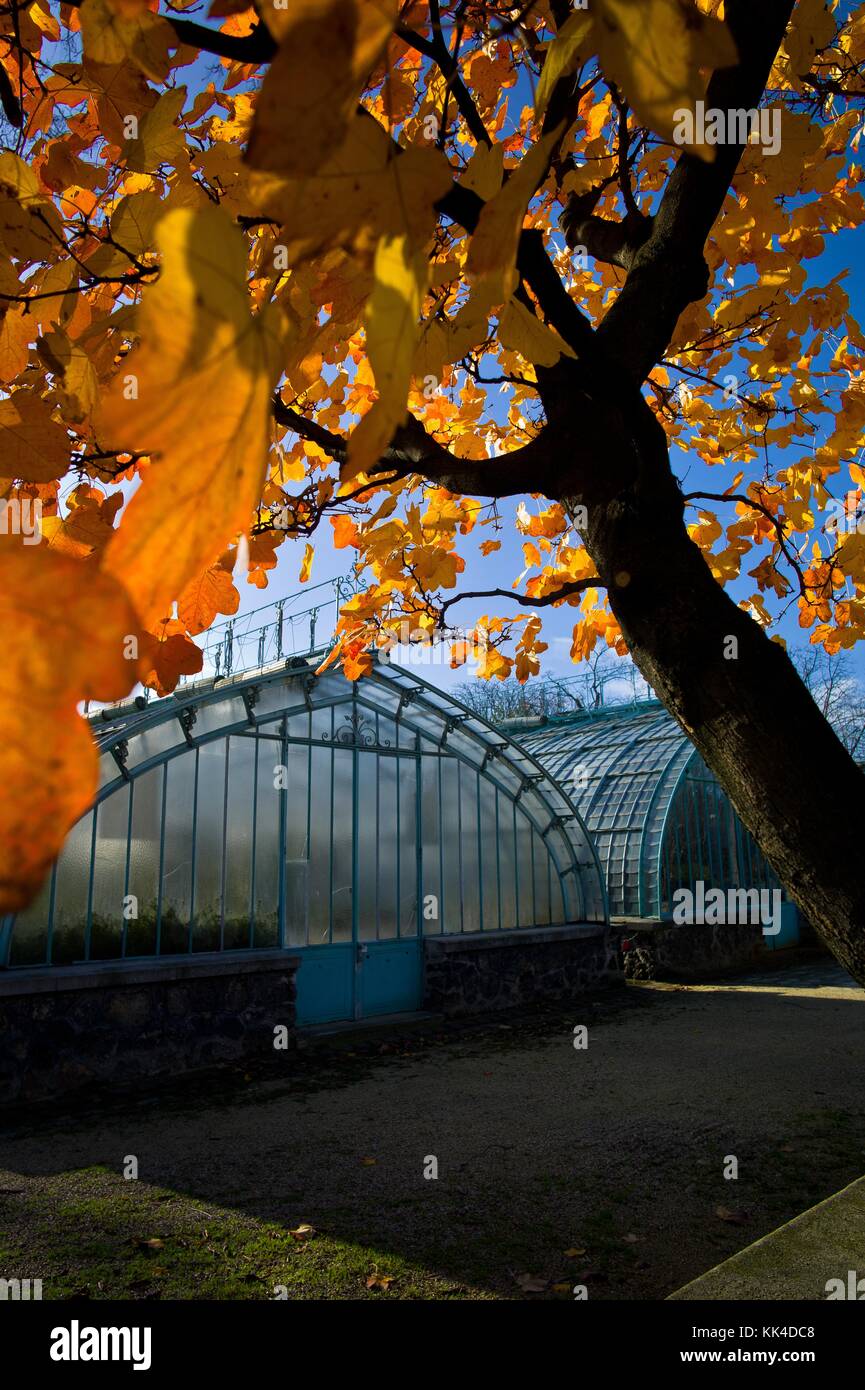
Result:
[161, 755, 195, 953]
[307, 744, 332, 943]
[532, 830, 551, 927]
[51, 810, 94, 964]
[224, 737, 255, 948]
[254, 739, 280, 947]
[399, 758, 417, 937]
[194, 741, 225, 951]
[90, 782, 130, 959]
[439, 757, 461, 933]
[356, 752, 378, 940]
[377, 756, 398, 939]
[126, 766, 162, 956]
[498, 801, 517, 930]
[421, 754, 441, 936]
[460, 764, 480, 934]
[516, 809, 534, 926]
[479, 777, 499, 931]
[9, 866, 52, 965]
[331, 749, 353, 943]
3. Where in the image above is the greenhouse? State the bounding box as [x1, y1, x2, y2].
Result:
[515, 700, 801, 945]
[0, 655, 612, 1058]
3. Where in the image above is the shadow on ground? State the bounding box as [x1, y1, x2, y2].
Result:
[1, 960, 864, 1300]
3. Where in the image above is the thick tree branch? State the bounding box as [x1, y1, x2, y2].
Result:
[395, 10, 490, 148]
[597, 0, 798, 382]
[273, 393, 559, 499]
[438, 577, 602, 618]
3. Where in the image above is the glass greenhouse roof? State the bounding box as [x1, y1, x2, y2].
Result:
[3, 654, 607, 972]
[519, 701, 699, 919]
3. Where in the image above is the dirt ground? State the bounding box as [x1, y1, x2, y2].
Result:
[2, 956, 864, 1300]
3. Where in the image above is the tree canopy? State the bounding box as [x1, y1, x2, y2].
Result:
[1, 0, 865, 976]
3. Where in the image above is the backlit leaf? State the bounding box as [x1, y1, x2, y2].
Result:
[0, 548, 139, 912]
[99, 205, 283, 627]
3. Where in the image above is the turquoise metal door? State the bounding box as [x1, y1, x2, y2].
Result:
[292, 733, 422, 1025]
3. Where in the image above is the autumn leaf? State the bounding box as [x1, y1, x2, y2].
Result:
[247, 110, 452, 269]
[591, 0, 738, 154]
[535, 8, 594, 119]
[248, 0, 396, 175]
[124, 86, 187, 174]
[99, 205, 283, 628]
[80, 0, 173, 83]
[299, 541, 314, 583]
[715, 1205, 749, 1225]
[0, 152, 64, 262]
[498, 296, 576, 368]
[467, 129, 561, 296]
[345, 232, 428, 480]
[0, 392, 69, 480]
[289, 1224, 317, 1240]
[177, 555, 239, 636]
[0, 548, 139, 912]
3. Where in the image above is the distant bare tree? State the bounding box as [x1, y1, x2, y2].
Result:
[454, 651, 649, 722]
[791, 648, 865, 760]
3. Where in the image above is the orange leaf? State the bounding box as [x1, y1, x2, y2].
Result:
[0, 547, 140, 913]
[99, 206, 283, 628]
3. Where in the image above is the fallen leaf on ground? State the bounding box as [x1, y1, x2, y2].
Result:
[289, 1224, 317, 1240]
[715, 1206, 748, 1225]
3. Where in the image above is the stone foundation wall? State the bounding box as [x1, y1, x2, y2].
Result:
[423, 925, 622, 1015]
[622, 922, 765, 981]
[0, 950, 298, 1105]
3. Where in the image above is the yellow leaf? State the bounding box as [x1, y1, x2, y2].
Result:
[99, 206, 283, 628]
[37, 331, 99, 424]
[125, 87, 187, 174]
[345, 233, 428, 480]
[498, 296, 576, 367]
[0, 548, 139, 913]
[177, 561, 239, 636]
[460, 141, 504, 201]
[0, 152, 64, 262]
[248, 0, 396, 175]
[0, 309, 34, 384]
[592, 0, 737, 154]
[299, 541, 314, 583]
[0, 391, 69, 480]
[467, 128, 561, 295]
[80, 0, 173, 82]
[535, 9, 594, 119]
[248, 111, 452, 269]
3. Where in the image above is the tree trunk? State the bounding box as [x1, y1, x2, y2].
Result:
[567, 400, 865, 985]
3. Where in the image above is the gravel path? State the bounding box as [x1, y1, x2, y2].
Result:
[2, 959, 864, 1299]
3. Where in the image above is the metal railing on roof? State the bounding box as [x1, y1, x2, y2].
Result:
[132, 574, 360, 703]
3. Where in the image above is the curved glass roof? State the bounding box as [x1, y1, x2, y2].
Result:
[3, 655, 606, 970]
[520, 702, 700, 919]
[519, 700, 778, 920]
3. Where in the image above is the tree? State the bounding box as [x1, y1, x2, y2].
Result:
[2, 0, 865, 979]
[792, 645, 865, 755]
[453, 647, 648, 718]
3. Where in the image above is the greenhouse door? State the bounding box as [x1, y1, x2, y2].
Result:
[293, 740, 422, 1026]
